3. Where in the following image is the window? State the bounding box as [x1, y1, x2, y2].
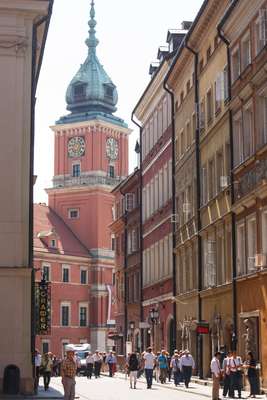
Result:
[68, 208, 79, 219]
[203, 238, 216, 288]
[125, 193, 135, 211]
[247, 216, 256, 273]
[241, 33, 251, 70]
[42, 340, 49, 354]
[186, 80, 191, 94]
[153, 111, 158, 144]
[216, 150, 224, 194]
[158, 105, 163, 139]
[62, 265, 70, 283]
[231, 46, 240, 82]
[108, 165, 115, 178]
[186, 121, 191, 148]
[192, 113, 196, 141]
[207, 88, 213, 124]
[216, 230, 225, 286]
[200, 99, 205, 131]
[256, 88, 267, 148]
[215, 73, 222, 113]
[261, 209, 267, 254]
[236, 222, 246, 276]
[201, 166, 207, 205]
[42, 265, 50, 281]
[61, 304, 70, 326]
[73, 84, 86, 100]
[243, 102, 253, 159]
[80, 268, 87, 284]
[233, 112, 243, 167]
[254, 9, 267, 55]
[208, 158, 215, 200]
[223, 65, 229, 101]
[51, 239, 56, 248]
[180, 130, 185, 156]
[79, 306, 87, 327]
[72, 163, 81, 177]
[111, 235, 115, 251]
[104, 85, 113, 98]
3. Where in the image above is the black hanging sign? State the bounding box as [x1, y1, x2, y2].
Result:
[35, 278, 51, 335]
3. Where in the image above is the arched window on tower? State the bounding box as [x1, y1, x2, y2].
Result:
[104, 85, 114, 100]
[73, 84, 87, 101]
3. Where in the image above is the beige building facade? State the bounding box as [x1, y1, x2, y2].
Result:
[0, 0, 53, 394]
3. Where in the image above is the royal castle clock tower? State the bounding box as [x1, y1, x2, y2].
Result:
[46, 1, 131, 350]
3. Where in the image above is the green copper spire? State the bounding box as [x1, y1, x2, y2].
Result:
[63, 0, 119, 120]
[86, 0, 99, 55]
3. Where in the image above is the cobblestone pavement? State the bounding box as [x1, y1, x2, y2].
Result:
[48, 375, 266, 400]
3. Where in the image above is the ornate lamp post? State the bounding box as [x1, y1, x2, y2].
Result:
[149, 308, 159, 350]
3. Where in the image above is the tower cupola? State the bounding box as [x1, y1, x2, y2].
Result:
[65, 1, 118, 116]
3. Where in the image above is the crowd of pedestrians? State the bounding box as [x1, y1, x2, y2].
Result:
[35, 346, 260, 400]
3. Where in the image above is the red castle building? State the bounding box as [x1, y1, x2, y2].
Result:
[35, 0, 131, 356]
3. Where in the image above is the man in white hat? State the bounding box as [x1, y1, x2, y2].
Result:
[180, 349, 195, 388]
[61, 345, 77, 400]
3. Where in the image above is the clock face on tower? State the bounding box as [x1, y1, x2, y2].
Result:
[68, 136, 85, 158]
[106, 137, 119, 160]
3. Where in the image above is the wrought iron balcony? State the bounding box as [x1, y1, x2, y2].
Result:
[234, 159, 267, 201]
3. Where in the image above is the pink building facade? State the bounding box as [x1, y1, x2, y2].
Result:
[35, 1, 130, 356]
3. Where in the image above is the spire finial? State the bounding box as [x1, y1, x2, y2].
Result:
[86, 0, 99, 55]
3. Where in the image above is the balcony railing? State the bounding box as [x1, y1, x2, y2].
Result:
[52, 174, 122, 189]
[234, 159, 267, 200]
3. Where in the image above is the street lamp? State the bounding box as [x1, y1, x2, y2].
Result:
[149, 308, 159, 350]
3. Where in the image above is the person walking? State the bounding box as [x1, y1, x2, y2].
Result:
[93, 350, 102, 378]
[155, 351, 161, 382]
[229, 351, 243, 399]
[211, 351, 222, 400]
[128, 352, 139, 389]
[106, 351, 117, 377]
[41, 352, 53, 391]
[243, 351, 258, 398]
[171, 352, 181, 386]
[157, 350, 168, 384]
[61, 345, 77, 400]
[86, 352, 94, 379]
[222, 351, 232, 398]
[143, 347, 156, 389]
[180, 350, 195, 388]
[34, 349, 42, 392]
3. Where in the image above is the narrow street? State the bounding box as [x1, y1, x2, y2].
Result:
[49, 376, 209, 400]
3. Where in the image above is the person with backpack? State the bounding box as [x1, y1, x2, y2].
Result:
[128, 352, 139, 389]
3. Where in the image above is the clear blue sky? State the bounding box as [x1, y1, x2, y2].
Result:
[34, 0, 204, 203]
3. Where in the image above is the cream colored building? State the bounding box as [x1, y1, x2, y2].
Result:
[0, 0, 53, 394]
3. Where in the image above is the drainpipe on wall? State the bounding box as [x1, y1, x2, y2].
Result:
[131, 114, 144, 351]
[184, 40, 203, 379]
[30, 0, 54, 383]
[217, 16, 237, 351]
[163, 79, 177, 352]
[120, 187, 128, 353]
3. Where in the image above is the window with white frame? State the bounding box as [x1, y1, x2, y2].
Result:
[163, 97, 168, 133]
[261, 209, 267, 255]
[158, 105, 163, 140]
[186, 120, 191, 148]
[150, 179, 154, 215]
[256, 87, 267, 148]
[243, 101, 254, 159]
[154, 174, 159, 211]
[163, 237, 169, 277]
[180, 130, 185, 156]
[61, 303, 70, 326]
[159, 170, 163, 208]
[153, 111, 158, 145]
[142, 250, 147, 286]
[131, 229, 137, 252]
[168, 234, 173, 276]
[207, 88, 213, 124]
[51, 239, 57, 248]
[247, 215, 257, 273]
[233, 111, 243, 167]
[231, 46, 240, 82]
[150, 244, 155, 283]
[79, 304, 88, 327]
[62, 265, 70, 283]
[192, 113, 196, 141]
[216, 229, 225, 286]
[155, 242, 159, 281]
[215, 73, 222, 113]
[200, 99, 205, 131]
[254, 9, 267, 55]
[241, 33, 251, 70]
[159, 240, 164, 280]
[68, 208, 79, 219]
[216, 150, 224, 194]
[42, 264, 51, 282]
[163, 164, 168, 204]
[125, 193, 135, 212]
[72, 163, 81, 177]
[205, 238, 217, 288]
[208, 158, 216, 200]
[236, 221, 246, 276]
[168, 160, 172, 200]
[149, 118, 154, 148]
[223, 65, 229, 101]
[201, 166, 208, 205]
[80, 267, 87, 284]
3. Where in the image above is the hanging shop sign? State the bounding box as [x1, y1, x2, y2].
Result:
[196, 321, 209, 334]
[35, 279, 51, 335]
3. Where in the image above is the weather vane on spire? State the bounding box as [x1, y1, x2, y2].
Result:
[86, 0, 99, 55]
